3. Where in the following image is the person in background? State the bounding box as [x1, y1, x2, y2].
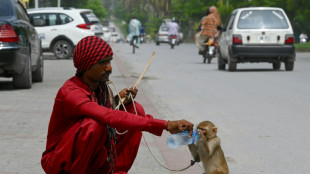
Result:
[128, 18, 142, 48]
[167, 17, 180, 43]
[40, 36, 194, 174]
[195, 6, 222, 54]
[299, 32, 308, 43]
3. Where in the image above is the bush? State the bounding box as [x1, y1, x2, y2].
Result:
[295, 43, 310, 52]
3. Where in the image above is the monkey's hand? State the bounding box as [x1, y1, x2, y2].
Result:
[188, 144, 200, 162]
[167, 119, 194, 135]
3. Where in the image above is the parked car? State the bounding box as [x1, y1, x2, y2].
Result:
[27, 7, 104, 59]
[0, 0, 43, 89]
[218, 7, 295, 71]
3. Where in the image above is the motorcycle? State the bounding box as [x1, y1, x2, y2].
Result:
[201, 39, 217, 64]
[169, 34, 177, 49]
[140, 33, 145, 43]
[300, 38, 307, 43]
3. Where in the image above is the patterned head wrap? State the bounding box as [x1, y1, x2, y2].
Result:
[73, 36, 113, 74]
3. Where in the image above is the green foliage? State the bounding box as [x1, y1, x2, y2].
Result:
[105, 0, 310, 42]
[47, 0, 107, 19]
[295, 43, 310, 52]
[84, 0, 107, 19]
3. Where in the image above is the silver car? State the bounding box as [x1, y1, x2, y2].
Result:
[155, 24, 169, 45]
[218, 7, 295, 71]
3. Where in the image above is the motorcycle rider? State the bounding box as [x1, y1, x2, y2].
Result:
[167, 17, 180, 44]
[128, 18, 142, 48]
[195, 6, 222, 54]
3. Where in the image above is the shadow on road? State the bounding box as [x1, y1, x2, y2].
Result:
[0, 80, 14, 90]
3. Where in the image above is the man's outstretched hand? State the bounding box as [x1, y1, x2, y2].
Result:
[167, 119, 194, 136]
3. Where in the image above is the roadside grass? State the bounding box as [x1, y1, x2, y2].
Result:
[295, 43, 310, 52]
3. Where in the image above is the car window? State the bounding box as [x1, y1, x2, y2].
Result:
[161, 26, 168, 32]
[227, 15, 235, 30]
[80, 11, 99, 24]
[222, 14, 235, 31]
[0, 0, 13, 17]
[59, 13, 73, 24]
[238, 10, 289, 29]
[30, 13, 47, 26]
[30, 13, 56, 26]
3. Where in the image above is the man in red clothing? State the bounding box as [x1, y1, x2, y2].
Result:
[41, 36, 193, 174]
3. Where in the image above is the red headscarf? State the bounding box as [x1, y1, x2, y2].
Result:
[73, 36, 113, 73]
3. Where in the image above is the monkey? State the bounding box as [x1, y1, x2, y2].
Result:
[188, 121, 228, 174]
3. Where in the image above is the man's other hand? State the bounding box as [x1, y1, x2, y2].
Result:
[118, 87, 138, 105]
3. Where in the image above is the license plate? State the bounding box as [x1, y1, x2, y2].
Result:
[257, 35, 270, 41]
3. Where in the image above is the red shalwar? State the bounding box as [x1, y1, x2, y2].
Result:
[41, 76, 165, 174]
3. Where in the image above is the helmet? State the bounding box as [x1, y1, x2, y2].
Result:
[172, 17, 176, 22]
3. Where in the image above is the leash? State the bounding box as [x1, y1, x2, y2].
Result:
[107, 52, 197, 172]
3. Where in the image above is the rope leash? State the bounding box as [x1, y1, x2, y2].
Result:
[107, 81, 197, 171]
[106, 52, 197, 171]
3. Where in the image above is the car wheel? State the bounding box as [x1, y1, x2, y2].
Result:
[13, 48, 32, 89]
[272, 62, 281, 70]
[218, 49, 226, 70]
[228, 51, 237, 71]
[285, 61, 294, 71]
[32, 50, 44, 82]
[53, 40, 72, 59]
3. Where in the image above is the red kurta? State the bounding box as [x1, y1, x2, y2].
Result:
[41, 76, 166, 173]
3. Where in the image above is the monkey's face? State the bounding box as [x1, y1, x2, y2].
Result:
[197, 126, 208, 138]
[197, 123, 217, 140]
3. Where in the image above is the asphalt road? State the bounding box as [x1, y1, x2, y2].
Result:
[0, 42, 309, 174]
[111, 42, 310, 174]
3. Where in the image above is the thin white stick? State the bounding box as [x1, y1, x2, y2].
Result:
[133, 52, 156, 89]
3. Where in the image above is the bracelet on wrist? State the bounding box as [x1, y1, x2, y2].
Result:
[164, 120, 169, 131]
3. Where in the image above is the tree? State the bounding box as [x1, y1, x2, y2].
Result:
[48, 0, 107, 19]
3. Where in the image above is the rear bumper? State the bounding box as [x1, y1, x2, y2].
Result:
[156, 36, 169, 43]
[231, 44, 295, 58]
[0, 43, 26, 76]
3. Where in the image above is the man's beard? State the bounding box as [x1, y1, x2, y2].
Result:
[99, 71, 112, 82]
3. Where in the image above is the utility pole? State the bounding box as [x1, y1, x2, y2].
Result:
[35, 0, 38, 8]
[58, 0, 61, 7]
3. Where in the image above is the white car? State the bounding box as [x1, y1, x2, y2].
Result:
[28, 7, 104, 59]
[102, 26, 111, 42]
[110, 32, 122, 43]
[218, 7, 295, 71]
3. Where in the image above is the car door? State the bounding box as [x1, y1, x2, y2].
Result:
[220, 13, 236, 59]
[15, 1, 41, 65]
[30, 13, 61, 49]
